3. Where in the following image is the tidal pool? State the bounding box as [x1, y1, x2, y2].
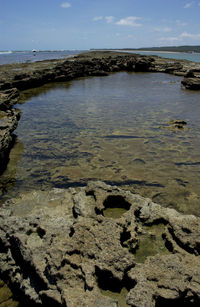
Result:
[1, 72, 200, 215]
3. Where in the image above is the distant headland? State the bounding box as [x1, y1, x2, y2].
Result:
[91, 45, 200, 53]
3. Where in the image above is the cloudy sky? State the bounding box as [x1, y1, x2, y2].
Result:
[0, 0, 200, 50]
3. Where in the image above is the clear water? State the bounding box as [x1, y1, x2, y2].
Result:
[1, 72, 200, 216]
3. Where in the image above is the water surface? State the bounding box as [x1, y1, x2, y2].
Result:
[1, 72, 200, 215]
[121, 50, 200, 62]
[0, 50, 85, 65]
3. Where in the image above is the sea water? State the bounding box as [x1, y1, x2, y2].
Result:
[1, 71, 200, 216]
[0, 50, 85, 65]
[121, 50, 200, 63]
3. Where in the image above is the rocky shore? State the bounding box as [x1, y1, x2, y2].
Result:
[1, 51, 200, 306]
[0, 50, 200, 174]
[0, 181, 200, 306]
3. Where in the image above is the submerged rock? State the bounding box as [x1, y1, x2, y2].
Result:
[165, 119, 188, 131]
[0, 181, 200, 306]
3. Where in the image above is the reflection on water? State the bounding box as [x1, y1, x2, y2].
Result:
[1, 72, 200, 215]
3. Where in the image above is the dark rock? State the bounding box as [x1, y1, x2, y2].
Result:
[181, 77, 200, 90]
[0, 88, 19, 111]
[167, 119, 187, 131]
[0, 109, 21, 174]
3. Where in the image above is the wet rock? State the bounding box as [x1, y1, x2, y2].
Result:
[0, 181, 200, 306]
[181, 77, 200, 90]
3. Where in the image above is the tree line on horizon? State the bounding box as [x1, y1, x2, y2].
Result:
[91, 46, 200, 53]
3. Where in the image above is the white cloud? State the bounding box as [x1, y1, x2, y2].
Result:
[93, 16, 103, 21]
[116, 16, 142, 27]
[184, 2, 193, 8]
[180, 31, 200, 39]
[61, 2, 71, 9]
[105, 16, 115, 24]
[159, 31, 200, 44]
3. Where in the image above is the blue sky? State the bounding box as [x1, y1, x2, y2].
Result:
[1, 0, 200, 50]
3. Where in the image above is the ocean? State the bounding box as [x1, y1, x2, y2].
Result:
[0, 50, 86, 65]
[0, 49, 200, 65]
[122, 50, 200, 62]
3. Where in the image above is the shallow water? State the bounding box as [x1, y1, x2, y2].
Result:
[1, 71, 200, 215]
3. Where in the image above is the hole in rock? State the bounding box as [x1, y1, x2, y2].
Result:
[120, 228, 131, 247]
[85, 190, 97, 201]
[95, 267, 135, 307]
[69, 227, 75, 237]
[103, 195, 131, 219]
[72, 207, 78, 219]
[120, 227, 136, 252]
[36, 227, 46, 238]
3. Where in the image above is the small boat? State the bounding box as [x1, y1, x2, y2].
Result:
[32, 49, 37, 53]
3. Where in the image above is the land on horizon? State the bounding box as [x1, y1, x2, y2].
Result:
[91, 45, 200, 53]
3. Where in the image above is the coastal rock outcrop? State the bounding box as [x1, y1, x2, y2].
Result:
[0, 87, 20, 174]
[0, 108, 20, 174]
[181, 69, 200, 90]
[0, 88, 19, 111]
[0, 181, 200, 306]
[181, 76, 200, 90]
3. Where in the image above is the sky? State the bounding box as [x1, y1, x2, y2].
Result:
[1, 0, 200, 50]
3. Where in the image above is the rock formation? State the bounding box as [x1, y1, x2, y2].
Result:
[0, 181, 200, 306]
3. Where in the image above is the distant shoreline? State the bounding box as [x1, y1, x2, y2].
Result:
[91, 45, 200, 54]
[123, 50, 200, 54]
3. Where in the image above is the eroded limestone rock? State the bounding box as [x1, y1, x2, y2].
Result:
[0, 109, 20, 174]
[0, 181, 200, 306]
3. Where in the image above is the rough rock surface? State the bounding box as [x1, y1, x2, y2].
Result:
[0, 108, 20, 174]
[0, 88, 19, 111]
[0, 181, 200, 306]
[0, 87, 20, 174]
[181, 77, 200, 90]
